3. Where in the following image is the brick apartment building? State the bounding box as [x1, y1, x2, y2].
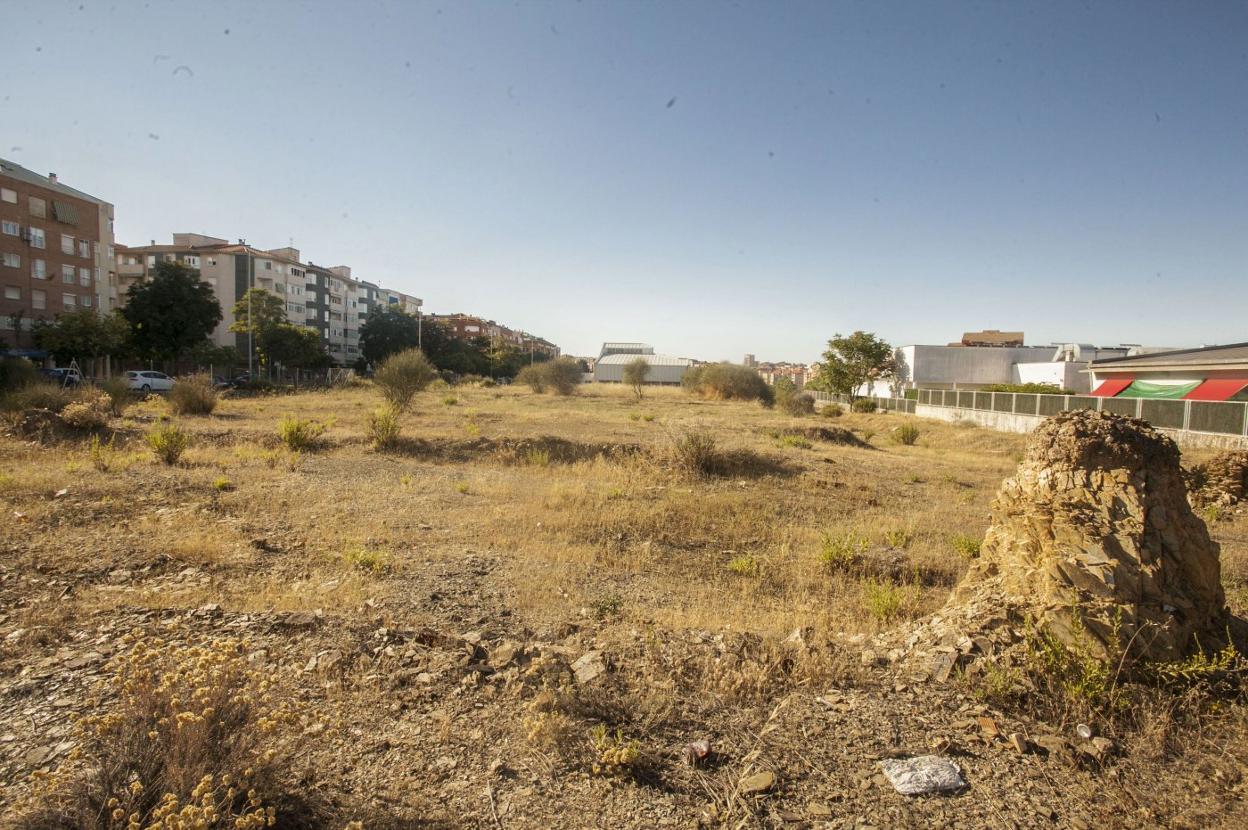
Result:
[428, 312, 559, 358]
[756, 361, 817, 388]
[1, 159, 116, 347]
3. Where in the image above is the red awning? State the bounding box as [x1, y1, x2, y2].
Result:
[1183, 379, 1248, 401]
[1090, 378, 1133, 397]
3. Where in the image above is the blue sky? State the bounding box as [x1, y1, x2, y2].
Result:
[4, 1, 1245, 360]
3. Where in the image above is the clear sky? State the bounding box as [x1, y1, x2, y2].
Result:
[4, 1, 1245, 361]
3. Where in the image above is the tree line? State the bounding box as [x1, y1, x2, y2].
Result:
[9, 260, 553, 380]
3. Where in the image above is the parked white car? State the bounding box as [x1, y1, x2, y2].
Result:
[125, 370, 175, 392]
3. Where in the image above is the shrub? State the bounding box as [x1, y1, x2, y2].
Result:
[850, 398, 877, 413]
[544, 357, 583, 395]
[622, 357, 651, 401]
[951, 534, 981, 559]
[669, 429, 719, 478]
[777, 434, 812, 449]
[590, 725, 642, 777]
[782, 392, 815, 416]
[89, 435, 116, 472]
[212, 476, 233, 492]
[442, 395, 458, 406]
[981, 382, 1075, 394]
[727, 553, 762, 577]
[11, 634, 323, 829]
[100, 376, 132, 417]
[366, 406, 401, 450]
[682, 363, 774, 406]
[894, 422, 920, 445]
[821, 403, 843, 418]
[59, 394, 110, 430]
[147, 423, 189, 465]
[0, 356, 37, 391]
[343, 545, 390, 573]
[819, 531, 868, 570]
[883, 528, 913, 549]
[863, 578, 914, 620]
[373, 348, 437, 411]
[168, 374, 218, 416]
[277, 416, 326, 452]
[1, 382, 72, 414]
[516, 364, 546, 393]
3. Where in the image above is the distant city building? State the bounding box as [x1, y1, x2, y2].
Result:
[743, 353, 756, 367]
[1, 159, 116, 344]
[956, 329, 1025, 348]
[755, 361, 817, 388]
[592, 342, 692, 385]
[427, 312, 559, 358]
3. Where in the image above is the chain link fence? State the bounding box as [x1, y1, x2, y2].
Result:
[810, 388, 1248, 438]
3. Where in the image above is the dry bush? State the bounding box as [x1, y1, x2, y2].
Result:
[1, 382, 73, 414]
[893, 422, 920, 445]
[515, 364, 545, 393]
[682, 362, 774, 406]
[99, 376, 133, 417]
[668, 429, 719, 479]
[821, 403, 843, 418]
[59, 394, 110, 430]
[544, 358, 583, 396]
[1, 356, 39, 391]
[11, 635, 328, 829]
[169, 374, 218, 416]
[373, 348, 436, 411]
[147, 422, 189, 465]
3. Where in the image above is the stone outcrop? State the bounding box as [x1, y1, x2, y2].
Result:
[949, 410, 1229, 664]
[1187, 450, 1248, 508]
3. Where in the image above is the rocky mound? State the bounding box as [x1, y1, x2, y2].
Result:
[886, 411, 1234, 679]
[1187, 450, 1248, 508]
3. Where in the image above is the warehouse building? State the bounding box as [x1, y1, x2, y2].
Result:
[1089, 342, 1248, 401]
[591, 342, 693, 385]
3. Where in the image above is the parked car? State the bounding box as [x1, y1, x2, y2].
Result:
[39, 367, 82, 387]
[125, 370, 175, 392]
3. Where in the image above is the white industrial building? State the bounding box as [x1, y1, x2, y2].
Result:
[591, 343, 693, 385]
[859, 342, 1142, 396]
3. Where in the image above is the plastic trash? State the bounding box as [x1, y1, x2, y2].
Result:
[879, 755, 966, 795]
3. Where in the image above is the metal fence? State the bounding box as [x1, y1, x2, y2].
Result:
[811, 388, 1248, 438]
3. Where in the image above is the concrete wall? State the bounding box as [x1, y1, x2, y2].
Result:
[915, 403, 1248, 450]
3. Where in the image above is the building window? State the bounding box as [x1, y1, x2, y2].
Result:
[32, 259, 46, 279]
[184, 255, 199, 267]
[60, 234, 74, 255]
[31, 289, 46, 309]
[94, 267, 100, 282]
[80, 267, 91, 285]
[29, 227, 45, 249]
[1, 220, 18, 236]
[3, 286, 18, 300]
[80, 294, 92, 307]
[264, 261, 272, 271]
[79, 240, 90, 258]
[62, 265, 76, 283]
[63, 293, 76, 306]
[146, 255, 156, 266]
[1, 253, 18, 268]
[0, 187, 16, 203]
[29, 197, 46, 218]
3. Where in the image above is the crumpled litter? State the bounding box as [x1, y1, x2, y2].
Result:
[878, 755, 966, 795]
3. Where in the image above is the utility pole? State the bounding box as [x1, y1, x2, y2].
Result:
[417, 307, 422, 350]
[243, 241, 254, 379]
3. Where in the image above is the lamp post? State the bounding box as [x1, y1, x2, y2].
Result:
[245, 244, 254, 379]
[417, 305, 422, 350]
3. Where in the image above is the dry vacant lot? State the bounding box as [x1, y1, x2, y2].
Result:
[2, 383, 1246, 828]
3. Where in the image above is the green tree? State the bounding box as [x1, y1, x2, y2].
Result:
[264, 324, 330, 369]
[811, 331, 894, 400]
[622, 357, 651, 400]
[188, 341, 242, 371]
[229, 288, 289, 366]
[32, 308, 129, 363]
[122, 261, 222, 362]
[359, 306, 421, 365]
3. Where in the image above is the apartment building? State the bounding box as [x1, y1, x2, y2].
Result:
[756, 362, 817, 388]
[0, 159, 116, 344]
[305, 263, 364, 365]
[429, 312, 559, 357]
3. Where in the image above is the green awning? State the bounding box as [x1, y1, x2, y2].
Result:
[51, 200, 78, 225]
[1118, 380, 1201, 399]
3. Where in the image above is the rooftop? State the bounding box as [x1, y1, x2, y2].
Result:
[1090, 342, 1248, 370]
[0, 158, 111, 206]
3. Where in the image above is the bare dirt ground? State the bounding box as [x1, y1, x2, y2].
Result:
[2, 384, 1247, 828]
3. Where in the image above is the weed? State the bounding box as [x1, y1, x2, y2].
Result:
[168, 374, 218, 416]
[819, 531, 868, 570]
[951, 534, 981, 559]
[628, 412, 641, 422]
[212, 476, 233, 492]
[669, 429, 719, 478]
[727, 553, 762, 577]
[343, 545, 390, 573]
[851, 399, 878, 413]
[365, 406, 401, 451]
[89, 435, 116, 472]
[821, 403, 844, 418]
[60, 395, 110, 430]
[777, 434, 813, 450]
[525, 448, 552, 467]
[147, 423, 189, 465]
[442, 395, 458, 406]
[862, 578, 913, 620]
[100, 376, 132, 417]
[277, 416, 326, 452]
[591, 593, 625, 620]
[1202, 504, 1227, 524]
[605, 488, 625, 500]
[642, 414, 655, 422]
[894, 422, 920, 445]
[524, 710, 574, 752]
[455, 481, 470, 495]
[590, 725, 642, 776]
[464, 421, 481, 437]
[860, 430, 876, 443]
[883, 528, 913, 549]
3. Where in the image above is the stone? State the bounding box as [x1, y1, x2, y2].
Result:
[739, 771, 776, 794]
[571, 650, 607, 683]
[808, 802, 833, 817]
[948, 411, 1233, 664]
[1008, 732, 1028, 753]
